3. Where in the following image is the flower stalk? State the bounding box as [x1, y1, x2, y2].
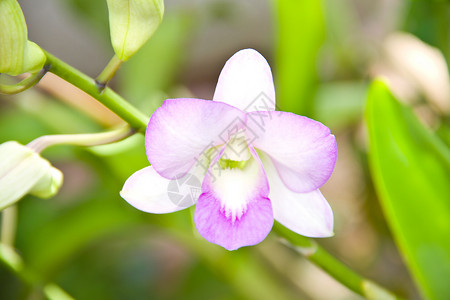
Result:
[273, 222, 400, 300]
[95, 54, 123, 92]
[43, 49, 149, 132]
[0, 67, 48, 95]
[27, 125, 134, 153]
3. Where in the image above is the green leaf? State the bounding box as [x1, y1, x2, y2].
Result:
[273, 0, 325, 115]
[365, 79, 450, 300]
[314, 81, 368, 130]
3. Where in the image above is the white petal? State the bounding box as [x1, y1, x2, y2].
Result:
[120, 166, 203, 214]
[213, 49, 276, 112]
[259, 152, 334, 237]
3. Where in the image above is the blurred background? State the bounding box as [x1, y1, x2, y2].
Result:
[1, 0, 449, 299]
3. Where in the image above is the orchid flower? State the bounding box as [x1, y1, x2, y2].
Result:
[121, 49, 337, 250]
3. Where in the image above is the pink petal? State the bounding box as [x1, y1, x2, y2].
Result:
[248, 111, 337, 193]
[195, 193, 273, 251]
[213, 49, 276, 112]
[146, 98, 246, 179]
[120, 166, 202, 213]
[260, 152, 334, 237]
[194, 146, 273, 250]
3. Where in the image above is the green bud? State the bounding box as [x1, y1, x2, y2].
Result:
[106, 0, 164, 61]
[29, 165, 63, 199]
[0, 141, 63, 211]
[0, 0, 46, 75]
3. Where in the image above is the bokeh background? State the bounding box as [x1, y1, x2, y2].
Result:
[1, 0, 449, 299]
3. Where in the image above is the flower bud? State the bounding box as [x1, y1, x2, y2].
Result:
[0, 0, 46, 76]
[0, 141, 63, 211]
[106, 0, 164, 61]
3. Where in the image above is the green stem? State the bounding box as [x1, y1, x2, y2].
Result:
[273, 222, 400, 299]
[161, 223, 296, 300]
[43, 50, 148, 132]
[0, 243, 74, 300]
[1, 207, 73, 299]
[26, 125, 134, 154]
[1, 206, 17, 246]
[96, 55, 123, 92]
[0, 68, 47, 95]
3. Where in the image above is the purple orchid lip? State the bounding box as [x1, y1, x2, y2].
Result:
[194, 143, 273, 251]
[120, 49, 337, 250]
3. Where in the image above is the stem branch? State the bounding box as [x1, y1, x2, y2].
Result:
[43, 50, 148, 132]
[96, 55, 123, 92]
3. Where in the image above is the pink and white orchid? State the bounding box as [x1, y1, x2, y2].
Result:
[121, 49, 337, 250]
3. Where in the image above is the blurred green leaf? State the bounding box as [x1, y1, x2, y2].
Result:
[274, 0, 325, 115]
[321, 0, 365, 77]
[21, 194, 140, 276]
[436, 121, 450, 148]
[64, 0, 110, 45]
[0, 92, 101, 148]
[365, 80, 450, 300]
[88, 134, 148, 182]
[404, 1, 449, 63]
[314, 80, 368, 130]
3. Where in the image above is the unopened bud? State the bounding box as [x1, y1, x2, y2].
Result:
[0, 141, 63, 211]
[0, 0, 46, 75]
[106, 0, 164, 61]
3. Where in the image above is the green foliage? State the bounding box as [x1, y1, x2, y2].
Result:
[403, 0, 449, 63]
[314, 81, 368, 130]
[273, 0, 325, 116]
[366, 80, 450, 300]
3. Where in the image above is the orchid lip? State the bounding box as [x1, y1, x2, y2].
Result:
[194, 143, 273, 250]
